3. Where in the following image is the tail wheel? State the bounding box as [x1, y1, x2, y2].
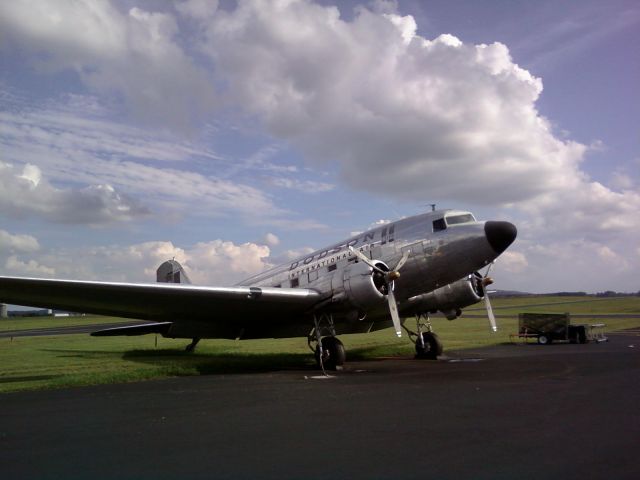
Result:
[415, 332, 443, 359]
[315, 337, 346, 370]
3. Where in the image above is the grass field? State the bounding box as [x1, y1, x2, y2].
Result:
[1, 296, 639, 393]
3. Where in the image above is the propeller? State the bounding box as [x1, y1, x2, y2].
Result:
[348, 246, 410, 337]
[481, 263, 497, 333]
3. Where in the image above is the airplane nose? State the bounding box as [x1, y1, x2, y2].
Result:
[484, 221, 517, 254]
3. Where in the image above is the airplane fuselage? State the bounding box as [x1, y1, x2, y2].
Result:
[240, 209, 515, 333]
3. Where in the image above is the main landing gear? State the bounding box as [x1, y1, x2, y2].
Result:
[403, 314, 443, 360]
[185, 337, 200, 352]
[308, 313, 345, 372]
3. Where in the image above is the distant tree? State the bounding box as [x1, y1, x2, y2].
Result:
[596, 290, 617, 297]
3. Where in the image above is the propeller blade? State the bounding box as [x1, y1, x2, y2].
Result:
[387, 289, 402, 337]
[393, 249, 411, 272]
[482, 261, 497, 332]
[484, 262, 494, 279]
[347, 246, 404, 337]
[484, 291, 497, 332]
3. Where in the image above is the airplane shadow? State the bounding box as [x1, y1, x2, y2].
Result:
[122, 349, 319, 375]
[122, 345, 394, 375]
[39, 346, 405, 376]
[0, 374, 61, 384]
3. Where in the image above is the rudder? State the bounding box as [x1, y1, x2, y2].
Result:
[156, 259, 191, 284]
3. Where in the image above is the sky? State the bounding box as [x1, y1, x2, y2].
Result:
[0, 0, 638, 293]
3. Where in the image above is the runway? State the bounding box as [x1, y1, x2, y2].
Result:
[1, 332, 638, 479]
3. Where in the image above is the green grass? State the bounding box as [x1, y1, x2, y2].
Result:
[1, 297, 639, 393]
[0, 315, 133, 331]
[467, 295, 640, 315]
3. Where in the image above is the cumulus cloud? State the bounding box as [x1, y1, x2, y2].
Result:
[516, 180, 640, 240]
[4, 1, 635, 236]
[493, 238, 636, 293]
[4, 237, 272, 286]
[497, 251, 528, 274]
[0, 161, 149, 224]
[0, 229, 40, 253]
[262, 233, 280, 247]
[191, 0, 639, 255]
[175, 0, 218, 20]
[200, 2, 558, 204]
[0, 0, 214, 130]
[268, 247, 316, 266]
[610, 170, 634, 190]
[4, 255, 55, 277]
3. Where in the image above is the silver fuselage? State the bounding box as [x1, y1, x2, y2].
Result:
[241, 209, 503, 329]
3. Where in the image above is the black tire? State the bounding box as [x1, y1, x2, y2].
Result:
[537, 334, 552, 345]
[415, 332, 443, 359]
[578, 328, 587, 344]
[315, 337, 346, 370]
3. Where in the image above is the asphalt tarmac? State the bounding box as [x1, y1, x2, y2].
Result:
[1, 330, 638, 480]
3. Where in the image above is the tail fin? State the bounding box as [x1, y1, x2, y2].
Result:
[156, 259, 191, 284]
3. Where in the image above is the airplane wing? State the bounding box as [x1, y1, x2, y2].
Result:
[0, 276, 322, 324]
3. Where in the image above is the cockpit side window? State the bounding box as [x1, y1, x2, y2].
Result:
[432, 218, 446, 232]
[445, 214, 475, 226]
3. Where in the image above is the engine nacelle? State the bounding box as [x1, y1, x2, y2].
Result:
[402, 273, 484, 320]
[336, 261, 387, 312]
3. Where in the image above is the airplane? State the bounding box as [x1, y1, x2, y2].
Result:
[0, 209, 516, 370]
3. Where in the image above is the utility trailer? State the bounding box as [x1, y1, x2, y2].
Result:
[512, 313, 606, 345]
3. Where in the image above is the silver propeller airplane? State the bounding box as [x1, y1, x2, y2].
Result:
[0, 209, 516, 370]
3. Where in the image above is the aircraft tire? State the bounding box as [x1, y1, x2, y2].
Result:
[537, 334, 552, 345]
[415, 332, 443, 359]
[315, 337, 346, 370]
[578, 328, 588, 344]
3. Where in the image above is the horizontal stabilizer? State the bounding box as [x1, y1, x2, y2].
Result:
[91, 322, 172, 337]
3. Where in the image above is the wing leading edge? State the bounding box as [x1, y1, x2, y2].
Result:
[0, 276, 322, 324]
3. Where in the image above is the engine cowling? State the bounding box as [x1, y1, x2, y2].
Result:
[402, 273, 484, 320]
[336, 261, 388, 312]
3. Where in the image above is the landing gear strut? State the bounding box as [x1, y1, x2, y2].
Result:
[185, 337, 200, 352]
[403, 314, 443, 359]
[308, 313, 345, 371]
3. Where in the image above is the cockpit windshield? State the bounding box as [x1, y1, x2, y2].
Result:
[445, 213, 476, 226]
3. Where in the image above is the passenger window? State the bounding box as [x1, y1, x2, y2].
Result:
[432, 218, 446, 232]
[290, 278, 299, 288]
[328, 264, 337, 272]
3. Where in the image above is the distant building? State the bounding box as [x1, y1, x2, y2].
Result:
[0, 303, 7, 319]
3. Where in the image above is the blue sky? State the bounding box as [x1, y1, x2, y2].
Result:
[0, 0, 638, 292]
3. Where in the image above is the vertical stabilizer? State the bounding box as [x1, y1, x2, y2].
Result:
[156, 260, 191, 284]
